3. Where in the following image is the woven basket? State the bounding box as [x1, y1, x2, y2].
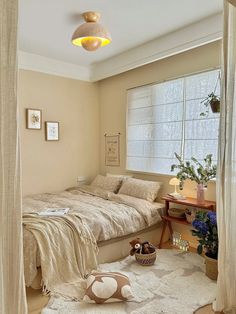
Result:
[168, 208, 185, 218]
[205, 254, 218, 280]
[135, 248, 157, 266]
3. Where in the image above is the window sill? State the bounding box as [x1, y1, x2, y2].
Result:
[125, 169, 216, 183]
[125, 169, 175, 178]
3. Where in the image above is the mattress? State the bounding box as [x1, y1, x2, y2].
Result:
[23, 185, 164, 286]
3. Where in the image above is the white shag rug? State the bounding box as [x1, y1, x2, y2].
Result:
[42, 249, 216, 314]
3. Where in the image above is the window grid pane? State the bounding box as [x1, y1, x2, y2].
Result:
[126, 70, 220, 175]
[183, 71, 220, 163]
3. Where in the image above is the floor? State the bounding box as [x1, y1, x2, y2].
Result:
[26, 242, 221, 314]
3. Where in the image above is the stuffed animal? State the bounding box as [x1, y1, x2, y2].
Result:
[129, 238, 142, 256]
[142, 241, 151, 254]
[129, 238, 155, 255]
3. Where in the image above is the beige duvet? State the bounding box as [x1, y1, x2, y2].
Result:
[23, 186, 163, 287]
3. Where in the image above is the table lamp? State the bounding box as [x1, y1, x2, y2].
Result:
[169, 177, 181, 197]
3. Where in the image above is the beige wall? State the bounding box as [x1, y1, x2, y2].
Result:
[98, 41, 221, 246]
[19, 42, 221, 245]
[19, 70, 100, 196]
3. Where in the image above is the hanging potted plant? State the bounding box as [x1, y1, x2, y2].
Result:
[200, 92, 220, 116]
[200, 72, 221, 117]
[171, 153, 217, 203]
[192, 211, 218, 280]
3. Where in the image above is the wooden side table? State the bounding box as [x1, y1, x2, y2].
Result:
[159, 195, 216, 248]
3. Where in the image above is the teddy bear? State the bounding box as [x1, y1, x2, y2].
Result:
[129, 238, 155, 255]
[129, 238, 142, 256]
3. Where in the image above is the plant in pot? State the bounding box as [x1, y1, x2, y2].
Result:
[171, 153, 217, 203]
[192, 211, 218, 280]
[200, 92, 220, 117]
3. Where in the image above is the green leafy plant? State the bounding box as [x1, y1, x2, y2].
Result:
[171, 153, 217, 189]
[200, 92, 220, 117]
[192, 211, 218, 259]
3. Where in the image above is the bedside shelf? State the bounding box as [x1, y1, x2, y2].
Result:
[159, 195, 216, 248]
[161, 196, 216, 210]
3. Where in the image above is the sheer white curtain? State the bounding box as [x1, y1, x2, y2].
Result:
[214, 1, 236, 313]
[0, 0, 28, 313]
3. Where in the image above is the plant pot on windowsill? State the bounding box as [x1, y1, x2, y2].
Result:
[204, 253, 218, 280]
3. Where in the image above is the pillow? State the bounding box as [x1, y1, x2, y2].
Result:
[91, 175, 122, 193]
[83, 271, 133, 304]
[118, 178, 161, 202]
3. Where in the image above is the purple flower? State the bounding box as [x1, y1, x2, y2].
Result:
[207, 211, 217, 225]
[192, 220, 209, 234]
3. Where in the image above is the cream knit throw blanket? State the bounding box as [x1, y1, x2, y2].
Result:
[23, 213, 98, 300]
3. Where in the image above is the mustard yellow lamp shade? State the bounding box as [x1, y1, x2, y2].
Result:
[71, 12, 112, 51]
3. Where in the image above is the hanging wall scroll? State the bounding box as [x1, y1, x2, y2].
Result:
[105, 133, 120, 166]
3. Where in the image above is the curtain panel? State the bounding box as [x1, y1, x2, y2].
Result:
[215, 1, 236, 313]
[0, 0, 28, 313]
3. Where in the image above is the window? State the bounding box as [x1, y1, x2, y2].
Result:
[126, 70, 220, 175]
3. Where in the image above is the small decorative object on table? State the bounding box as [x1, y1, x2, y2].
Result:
[171, 153, 217, 204]
[129, 238, 156, 266]
[192, 211, 218, 280]
[185, 208, 196, 224]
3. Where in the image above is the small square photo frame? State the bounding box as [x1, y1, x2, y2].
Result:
[26, 108, 42, 130]
[45, 121, 59, 141]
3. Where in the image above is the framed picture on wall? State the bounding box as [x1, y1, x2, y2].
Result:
[26, 108, 42, 129]
[45, 121, 59, 141]
[105, 134, 120, 166]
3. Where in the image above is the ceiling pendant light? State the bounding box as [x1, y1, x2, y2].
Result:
[71, 11, 111, 52]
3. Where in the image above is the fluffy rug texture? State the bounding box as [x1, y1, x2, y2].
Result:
[42, 249, 216, 314]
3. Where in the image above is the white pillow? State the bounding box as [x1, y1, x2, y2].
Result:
[118, 178, 161, 202]
[91, 175, 122, 193]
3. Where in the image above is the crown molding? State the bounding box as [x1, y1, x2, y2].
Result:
[90, 13, 222, 82]
[18, 51, 91, 82]
[18, 13, 222, 83]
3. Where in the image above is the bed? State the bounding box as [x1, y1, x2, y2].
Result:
[23, 182, 166, 291]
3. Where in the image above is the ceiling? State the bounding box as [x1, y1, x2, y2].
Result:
[19, 0, 223, 68]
